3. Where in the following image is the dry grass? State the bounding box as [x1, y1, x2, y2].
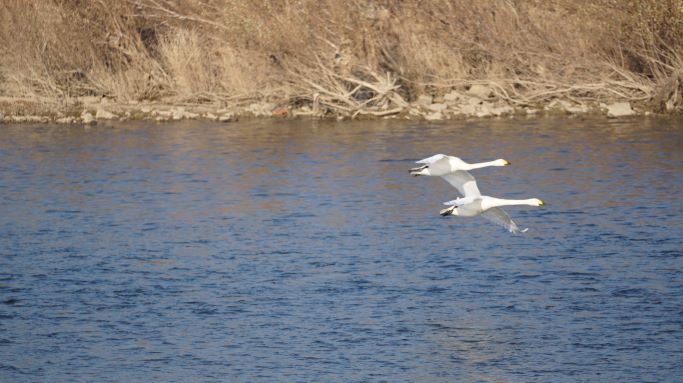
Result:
[1, 0, 682, 114]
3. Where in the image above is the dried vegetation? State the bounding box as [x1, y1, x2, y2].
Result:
[1, 0, 682, 117]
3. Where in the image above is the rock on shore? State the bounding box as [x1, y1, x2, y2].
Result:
[0, 91, 653, 124]
[605, 102, 636, 118]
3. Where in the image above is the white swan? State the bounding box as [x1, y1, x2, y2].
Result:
[437, 170, 543, 233]
[409, 154, 509, 177]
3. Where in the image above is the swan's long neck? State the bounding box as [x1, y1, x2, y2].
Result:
[486, 197, 540, 208]
[462, 160, 503, 170]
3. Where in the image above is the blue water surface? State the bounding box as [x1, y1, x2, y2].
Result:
[1, 117, 682, 382]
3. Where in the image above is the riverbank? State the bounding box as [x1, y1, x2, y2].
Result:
[0, 89, 654, 125]
[2, 1, 682, 123]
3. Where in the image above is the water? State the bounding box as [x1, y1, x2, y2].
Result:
[1, 117, 682, 382]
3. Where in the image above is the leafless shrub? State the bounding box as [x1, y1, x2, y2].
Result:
[1, 0, 681, 111]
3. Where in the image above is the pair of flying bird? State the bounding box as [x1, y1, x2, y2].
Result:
[410, 154, 544, 233]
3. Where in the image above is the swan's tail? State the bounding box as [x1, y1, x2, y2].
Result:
[409, 165, 428, 176]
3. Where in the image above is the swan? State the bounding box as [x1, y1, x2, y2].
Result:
[409, 154, 509, 177]
[437, 170, 543, 233]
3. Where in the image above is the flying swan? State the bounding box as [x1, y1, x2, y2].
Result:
[437, 170, 544, 233]
[409, 154, 509, 177]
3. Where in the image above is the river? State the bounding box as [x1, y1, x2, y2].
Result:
[1, 117, 682, 382]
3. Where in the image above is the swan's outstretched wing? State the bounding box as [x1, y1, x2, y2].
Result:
[441, 170, 481, 197]
[416, 154, 446, 164]
[481, 207, 520, 233]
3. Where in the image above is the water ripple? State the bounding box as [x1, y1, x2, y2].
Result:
[0, 118, 682, 382]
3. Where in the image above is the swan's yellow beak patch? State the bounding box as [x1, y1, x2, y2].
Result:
[502, 159, 510, 166]
[537, 199, 545, 206]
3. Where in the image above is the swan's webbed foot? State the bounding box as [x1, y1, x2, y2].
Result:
[439, 206, 456, 216]
[409, 164, 428, 176]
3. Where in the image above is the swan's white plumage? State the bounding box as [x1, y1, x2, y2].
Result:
[443, 197, 475, 206]
[416, 154, 447, 164]
[411, 154, 509, 177]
